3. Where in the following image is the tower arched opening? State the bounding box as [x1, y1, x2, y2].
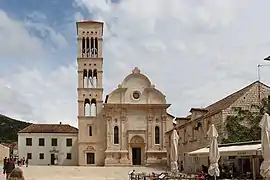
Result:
[84, 98, 91, 116]
[88, 69, 93, 88]
[90, 98, 97, 117]
[93, 69, 97, 88]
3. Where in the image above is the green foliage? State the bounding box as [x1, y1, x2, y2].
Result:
[223, 97, 270, 143]
[0, 114, 31, 143]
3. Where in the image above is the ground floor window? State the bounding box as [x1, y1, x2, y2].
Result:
[67, 153, 72, 160]
[39, 153, 44, 159]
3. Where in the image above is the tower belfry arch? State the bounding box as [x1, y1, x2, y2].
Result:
[76, 21, 105, 166]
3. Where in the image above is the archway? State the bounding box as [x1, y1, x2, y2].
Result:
[130, 135, 145, 165]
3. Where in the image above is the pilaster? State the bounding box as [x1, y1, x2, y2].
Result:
[161, 113, 167, 149]
[147, 108, 154, 150]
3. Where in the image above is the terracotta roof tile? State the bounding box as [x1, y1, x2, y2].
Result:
[18, 124, 78, 134]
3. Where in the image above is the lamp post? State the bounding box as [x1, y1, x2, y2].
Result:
[257, 56, 270, 102]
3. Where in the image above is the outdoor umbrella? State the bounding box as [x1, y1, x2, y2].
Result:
[170, 122, 179, 172]
[207, 124, 220, 179]
[259, 112, 270, 179]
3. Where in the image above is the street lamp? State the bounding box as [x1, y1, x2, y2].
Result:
[264, 56, 270, 61]
[257, 64, 270, 82]
[257, 56, 270, 102]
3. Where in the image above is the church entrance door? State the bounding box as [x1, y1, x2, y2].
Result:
[86, 153, 95, 164]
[132, 148, 141, 165]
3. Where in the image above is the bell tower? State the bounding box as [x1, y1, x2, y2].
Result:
[76, 21, 105, 166]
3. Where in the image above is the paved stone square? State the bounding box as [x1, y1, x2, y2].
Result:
[0, 166, 165, 180]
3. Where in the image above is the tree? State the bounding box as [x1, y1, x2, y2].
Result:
[223, 97, 270, 143]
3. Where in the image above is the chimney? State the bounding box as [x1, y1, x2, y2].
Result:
[189, 108, 208, 120]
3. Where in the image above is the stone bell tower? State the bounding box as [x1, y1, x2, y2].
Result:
[76, 21, 105, 166]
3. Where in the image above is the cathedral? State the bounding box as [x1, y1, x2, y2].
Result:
[76, 21, 173, 166]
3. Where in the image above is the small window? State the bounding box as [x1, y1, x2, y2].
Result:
[67, 153, 72, 160]
[39, 138, 45, 146]
[27, 153, 32, 159]
[39, 153, 44, 159]
[66, 138, 72, 147]
[155, 126, 160, 144]
[51, 138, 57, 146]
[26, 138, 32, 146]
[89, 126, 92, 136]
[132, 91, 140, 100]
[114, 126, 119, 144]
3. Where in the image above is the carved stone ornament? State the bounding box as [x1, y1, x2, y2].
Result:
[120, 108, 126, 121]
[130, 136, 144, 144]
[161, 113, 167, 121]
[85, 146, 95, 152]
[147, 108, 154, 120]
[107, 116, 112, 121]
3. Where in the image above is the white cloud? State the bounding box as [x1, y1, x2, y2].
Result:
[0, 10, 77, 126]
[0, 10, 44, 58]
[2, 0, 270, 128]
[74, 0, 270, 116]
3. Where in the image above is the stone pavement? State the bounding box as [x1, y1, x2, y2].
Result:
[0, 166, 165, 180]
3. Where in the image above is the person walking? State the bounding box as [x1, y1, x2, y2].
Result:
[8, 167, 25, 180]
[3, 157, 7, 175]
[5, 159, 15, 180]
[25, 158, 28, 167]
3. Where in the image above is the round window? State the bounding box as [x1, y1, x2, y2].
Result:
[132, 91, 140, 100]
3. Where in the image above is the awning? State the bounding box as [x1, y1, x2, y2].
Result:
[188, 143, 261, 157]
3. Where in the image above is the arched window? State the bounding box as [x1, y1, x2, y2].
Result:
[89, 126, 92, 136]
[114, 126, 119, 144]
[90, 99, 97, 117]
[155, 126, 160, 144]
[84, 98, 90, 116]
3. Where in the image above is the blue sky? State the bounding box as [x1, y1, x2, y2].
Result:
[1, 0, 270, 126]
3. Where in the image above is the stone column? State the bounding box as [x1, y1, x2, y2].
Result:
[161, 113, 167, 149]
[120, 108, 127, 150]
[120, 108, 129, 165]
[147, 109, 154, 150]
[106, 116, 112, 150]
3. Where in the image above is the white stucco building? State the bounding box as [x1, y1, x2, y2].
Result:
[18, 123, 78, 166]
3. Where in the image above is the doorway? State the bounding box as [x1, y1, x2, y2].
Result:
[50, 154, 55, 165]
[132, 148, 141, 165]
[86, 153, 95, 164]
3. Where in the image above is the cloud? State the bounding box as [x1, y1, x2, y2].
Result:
[74, 0, 270, 115]
[0, 9, 77, 126]
[0, 10, 44, 59]
[1, 0, 270, 128]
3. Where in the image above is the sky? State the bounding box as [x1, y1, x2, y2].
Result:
[1, 0, 270, 127]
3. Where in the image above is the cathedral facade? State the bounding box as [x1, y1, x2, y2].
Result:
[76, 21, 173, 166]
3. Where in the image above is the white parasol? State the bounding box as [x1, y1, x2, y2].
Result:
[170, 121, 179, 172]
[259, 113, 270, 179]
[207, 124, 220, 178]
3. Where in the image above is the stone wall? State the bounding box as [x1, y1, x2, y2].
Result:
[221, 82, 270, 139]
[167, 82, 270, 172]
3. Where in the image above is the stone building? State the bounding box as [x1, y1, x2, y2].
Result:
[0, 144, 9, 162]
[166, 81, 270, 172]
[18, 123, 78, 166]
[76, 21, 173, 166]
